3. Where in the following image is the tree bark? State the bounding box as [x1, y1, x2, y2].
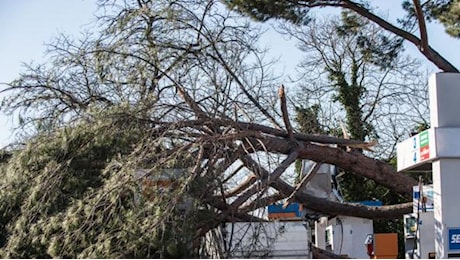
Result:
[319, 0, 459, 72]
[245, 135, 417, 196]
[274, 183, 413, 219]
[241, 155, 413, 219]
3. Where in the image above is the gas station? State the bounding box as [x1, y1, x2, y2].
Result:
[397, 73, 460, 258]
[203, 73, 460, 259]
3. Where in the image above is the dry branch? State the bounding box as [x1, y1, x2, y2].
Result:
[176, 85, 207, 118]
[222, 164, 245, 184]
[239, 193, 286, 212]
[206, 45, 284, 129]
[229, 151, 299, 209]
[413, 0, 429, 52]
[241, 155, 412, 219]
[278, 85, 294, 140]
[225, 174, 257, 198]
[243, 135, 416, 195]
[283, 162, 322, 208]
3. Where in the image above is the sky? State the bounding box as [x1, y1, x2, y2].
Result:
[0, 0, 98, 147]
[0, 0, 459, 148]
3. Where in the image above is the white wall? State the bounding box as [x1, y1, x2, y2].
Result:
[224, 221, 310, 258]
[319, 216, 373, 259]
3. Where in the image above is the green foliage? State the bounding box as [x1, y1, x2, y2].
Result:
[338, 12, 404, 69]
[285, 10, 415, 256]
[410, 121, 430, 136]
[227, 0, 460, 39]
[403, 0, 460, 38]
[295, 104, 323, 135]
[0, 111, 211, 258]
[294, 104, 325, 184]
[0, 0, 270, 256]
[224, 0, 311, 25]
[433, 1, 460, 37]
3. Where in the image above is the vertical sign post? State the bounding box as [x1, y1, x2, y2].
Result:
[429, 73, 460, 258]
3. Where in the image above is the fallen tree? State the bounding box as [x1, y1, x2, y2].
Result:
[0, 0, 427, 257]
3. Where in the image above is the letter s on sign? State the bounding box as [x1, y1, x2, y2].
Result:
[451, 234, 460, 243]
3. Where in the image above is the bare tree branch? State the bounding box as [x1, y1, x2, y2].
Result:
[225, 174, 256, 197]
[278, 85, 295, 140]
[239, 192, 286, 213]
[243, 135, 417, 195]
[230, 151, 299, 208]
[241, 154, 412, 219]
[339, 0, 458, 72]
[289, 0, 458, 72]
[283, 162, 322, 207]
[205, 47, 284, 129]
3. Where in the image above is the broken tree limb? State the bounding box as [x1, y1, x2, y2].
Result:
[243, 135, 416, 196]
[229, 151, 299, 209]
[278, 85, 295, 141]
[240, 155, 412, 219]
[225, 174, 257, 198]
[231, 120, 376, 147]
[148, 118, 376, 148]
[272, 179, 413, 219]
[239, 192, 286, 213]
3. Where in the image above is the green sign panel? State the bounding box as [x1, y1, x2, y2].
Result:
[419, 130, 429, 147]
[419, 130, 430, 161]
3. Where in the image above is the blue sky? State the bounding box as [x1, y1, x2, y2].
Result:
[0, 0, 97, 147]
[0, 0, 97, 83]
[0, 0, 459, 148]
[374, 1, 460, 70]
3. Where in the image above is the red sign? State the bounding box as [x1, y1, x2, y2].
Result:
[420, 145, 430, 161]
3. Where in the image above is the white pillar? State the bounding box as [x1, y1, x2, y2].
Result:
[429, 73, 460, 258]
[315, 217, 327, 249]
[432, 160, 460, 258]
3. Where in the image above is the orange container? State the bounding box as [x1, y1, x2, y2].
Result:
[267, 212, 298, 220]
[373, 233, 398, 259]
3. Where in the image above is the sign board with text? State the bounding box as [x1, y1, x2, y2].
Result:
[449, 228, 460, 251]
[397, 128, 460, 172]
[397, 129, 435, 172]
